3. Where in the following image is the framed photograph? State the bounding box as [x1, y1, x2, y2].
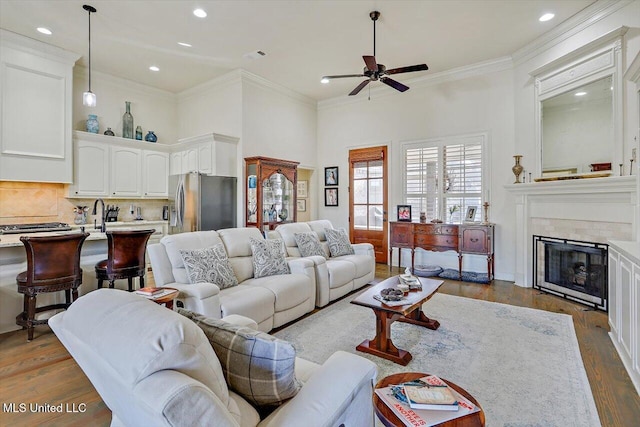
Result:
[297, 199, 306, 212]
[465, 206, 478, 222]
[325, 167, 338, 186]
[397, 205, 412, 222]
[297, 180, 308, 198]
[325, 188, 338, 206]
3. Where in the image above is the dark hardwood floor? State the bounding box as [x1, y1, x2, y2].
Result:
[0, 264, 638, 426]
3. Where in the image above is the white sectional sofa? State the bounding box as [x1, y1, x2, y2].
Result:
[148, 227, 316, 332]
[50, 289, 377, 427]
[268, 220, 375, 307]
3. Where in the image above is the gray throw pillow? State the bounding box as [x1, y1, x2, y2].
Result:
[249, 237, 290, 278]
[325, 228, 355, 257]
[179, 244, 238, 289]
[178, 309, 301, 408]
[293, 232, 327, 258]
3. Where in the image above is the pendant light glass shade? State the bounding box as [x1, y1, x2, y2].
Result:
[83, 5, 97, 107]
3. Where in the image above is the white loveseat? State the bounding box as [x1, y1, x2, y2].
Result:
[49, 289, 378, 427]
[268, 220, 375, 307]
[148, 228, 316, 332]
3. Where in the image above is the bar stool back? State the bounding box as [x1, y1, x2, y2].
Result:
[16, 232, 89, 341]
[95, 229, 155, 292]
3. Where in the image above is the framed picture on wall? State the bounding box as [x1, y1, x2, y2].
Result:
[325, 167, 338, 186]
[297, 199, 306, 212]
[397, 205, 412, 222]
[297, 180, 308, 198]
[325, 188, 338, 206]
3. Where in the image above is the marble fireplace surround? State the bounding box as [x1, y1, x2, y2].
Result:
[505, 176, 636, 287]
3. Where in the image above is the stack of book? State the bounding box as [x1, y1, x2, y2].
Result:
[375, 375, 479, 426]
[135, 287, 175, 300]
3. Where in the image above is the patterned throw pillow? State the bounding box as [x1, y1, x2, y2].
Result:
[178, 309, 301, 408]
[179, 244, 238, 289]
[325, 228, 355, 257]
[293, 232, 327, 258]
[249, 238, 290, 278]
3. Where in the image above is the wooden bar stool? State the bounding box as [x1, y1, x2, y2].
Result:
[95, 230, 155, 292]
[16, 232, 89, 341]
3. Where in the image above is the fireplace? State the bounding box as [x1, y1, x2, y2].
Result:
[533, 235, 607, 311]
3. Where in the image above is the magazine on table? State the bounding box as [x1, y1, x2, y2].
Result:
[136, 288, 177, 300]
[375, 375, 479, 426]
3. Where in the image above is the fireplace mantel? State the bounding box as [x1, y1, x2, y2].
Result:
[504, 176, 636, 196]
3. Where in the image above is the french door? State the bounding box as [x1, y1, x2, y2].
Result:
[349, 146, 388, 263]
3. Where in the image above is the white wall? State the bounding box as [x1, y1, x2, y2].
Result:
[318, 66, 515, 279]
[73, 68, 178, 143]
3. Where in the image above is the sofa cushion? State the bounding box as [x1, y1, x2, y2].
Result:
[179, 244, 238, 289]
[307, 220, 334, 241]
[325, 228, 355, 257]
[218, 285, 275, 329]
[161, 231, 222, 284]
[243, 273, 313, 312]
[250, 238, 290, 278]
[178, 309, 301, 408]
[294, 232, 327, 258]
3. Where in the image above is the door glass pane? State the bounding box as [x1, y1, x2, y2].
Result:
[353, 180, 367, 204]
[369, 205, 383, 230]
[353, 162, 368, 179]
[369, 160, 383, 178]
[368, 178, 383, 204]
[354, 205, 367, 229]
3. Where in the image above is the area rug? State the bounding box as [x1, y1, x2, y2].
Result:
[274, 292, 601, 427]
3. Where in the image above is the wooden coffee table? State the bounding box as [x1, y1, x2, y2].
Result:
[374, 372, 485, 427]
[351, 276, 443, 365]
[149, 287, 178, 309]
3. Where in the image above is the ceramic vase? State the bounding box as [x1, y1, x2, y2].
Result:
[145, 131, 157, 142]
[135, 126, 143, 140]
[512, 155, 524, 184]
[122, 101, 134, 139]
[86, 114, 99, 133]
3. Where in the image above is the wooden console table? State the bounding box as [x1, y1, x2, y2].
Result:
[389, 222, 495, 281]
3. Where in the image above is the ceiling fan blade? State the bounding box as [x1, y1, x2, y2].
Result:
[386, 64, 429, 75]
[322, 74, 367, 80]
[363, 55, 378, 72]
[349, 80, 371, 96]
[381, 77, 409, 92]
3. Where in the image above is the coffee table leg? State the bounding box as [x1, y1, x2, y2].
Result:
[397, 307, 440, 330]
[356, 310, 412, 366]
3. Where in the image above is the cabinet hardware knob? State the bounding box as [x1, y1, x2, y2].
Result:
[471, 238, 479, 242]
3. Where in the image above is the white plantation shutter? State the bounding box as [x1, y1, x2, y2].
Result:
[404, 134, 485, 223]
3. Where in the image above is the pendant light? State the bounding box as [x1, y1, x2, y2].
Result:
[82, 4, 97, 107]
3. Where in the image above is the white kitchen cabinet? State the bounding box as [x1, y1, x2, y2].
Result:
[608, 241, 640, 394]
[169, 151, 182, 175]
[111, 146, 142, 197]
[143, 150, 169, 197]
[182, 147, 199, 173]
[173, 133, 239, 176]
[0, 30, 80, 183]
[69, 141, 110, 197]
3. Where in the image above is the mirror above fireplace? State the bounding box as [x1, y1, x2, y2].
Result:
[532, 27, 627, 178]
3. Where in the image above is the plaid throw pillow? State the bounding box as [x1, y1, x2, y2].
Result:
[325, 228, 355, 257]
[178, 309, 301, 408]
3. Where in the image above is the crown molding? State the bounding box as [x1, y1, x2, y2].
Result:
[511, 0, 631, 66]
[238, 70, 317, 108]
[318, 56, 513, 110]
[0, 29, 81, 64]
[73, 66, 177, 101]
[177, 69, 243, 102]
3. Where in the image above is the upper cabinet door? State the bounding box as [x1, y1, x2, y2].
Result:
[111, 147, 142, 197]
[143, 151, 169, 197]
[169, 151, 182, 175]
[69, 141, 110, 197]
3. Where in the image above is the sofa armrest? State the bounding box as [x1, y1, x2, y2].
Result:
[168, 282, 222, 318]
[133, 370, 241, 427]
[258, 351, 377, 427]
[286, 257, 317, 279]
[351, 242, 374, 257]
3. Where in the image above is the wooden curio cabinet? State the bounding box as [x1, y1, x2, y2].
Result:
[245, 156, 299, 232]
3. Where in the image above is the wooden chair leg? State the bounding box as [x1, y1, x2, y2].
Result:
[139, 276, 145, 289]
[26, 294, 36, 341]
[72, 287, 79, 302]
[65, 289, 71, 305]
[97, 279, 103, 289]
[127, 277, 133, 292]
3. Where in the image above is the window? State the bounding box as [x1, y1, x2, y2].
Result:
[404, 134, 486, 223]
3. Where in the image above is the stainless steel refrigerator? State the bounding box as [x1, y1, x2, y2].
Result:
[168, 173, 237, 234]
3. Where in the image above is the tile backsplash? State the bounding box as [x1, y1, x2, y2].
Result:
[0, 181, 168, 225]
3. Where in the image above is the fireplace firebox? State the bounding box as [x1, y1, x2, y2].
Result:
[533, 235, 607, 311]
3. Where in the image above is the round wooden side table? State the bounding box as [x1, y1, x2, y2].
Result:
[150, 287, 178, 310]
[374, 372, 485, 427]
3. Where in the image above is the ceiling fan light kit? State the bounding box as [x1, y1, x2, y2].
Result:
[321, 10, 428, 96]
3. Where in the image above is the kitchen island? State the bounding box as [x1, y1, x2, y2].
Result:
[0, 220, 167, 334]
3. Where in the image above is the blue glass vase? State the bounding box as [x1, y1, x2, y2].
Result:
[145, 131, 157, 143]
[86, 114, 99, 133]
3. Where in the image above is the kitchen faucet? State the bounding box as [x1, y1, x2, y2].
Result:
[92, 198, 106, 232]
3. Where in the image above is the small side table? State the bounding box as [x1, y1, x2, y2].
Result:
[374, 372, 485, 427]
[149, 287, 178, 310]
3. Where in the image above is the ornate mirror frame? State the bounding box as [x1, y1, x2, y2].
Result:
[531, 27, 627, 178]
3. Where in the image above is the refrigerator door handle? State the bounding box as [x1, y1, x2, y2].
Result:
[176, 176, 185, 229]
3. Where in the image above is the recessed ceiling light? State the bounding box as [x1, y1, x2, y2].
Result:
[320, 77, 330, 84]
[193, 8, 207, 18]
[149, 66, 160, 72]
[37, 27, 52, 35]
[178, 42, 192, 47]
[539, 13, 555, 22]
[575, 91, 587, 96]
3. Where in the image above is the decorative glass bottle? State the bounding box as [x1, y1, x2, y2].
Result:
[86, 114, 99, 133]
[135, 125, 143, 140]
[144, 131, 157, 142]
[512, 155, 523, 184]
[122, 101, 134, 139]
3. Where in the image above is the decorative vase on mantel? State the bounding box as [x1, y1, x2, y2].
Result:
[122, 101, 134, 139]
[512, 155, 524, 184]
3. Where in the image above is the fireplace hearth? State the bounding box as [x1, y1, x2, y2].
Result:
[533, 235, 607, 310]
